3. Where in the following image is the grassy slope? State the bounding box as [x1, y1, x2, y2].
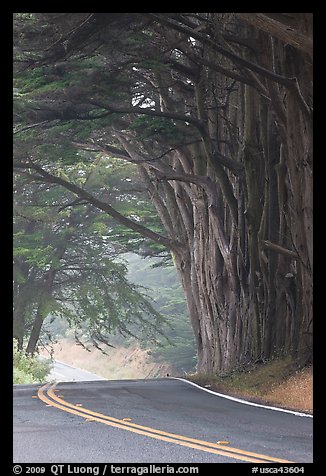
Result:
[41, 339, 173, 380]
[186, 359, 313, 414]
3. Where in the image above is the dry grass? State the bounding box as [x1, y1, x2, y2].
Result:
[41, 339, 173, 380]
[187, 359, 313, 414]
[263, 366, 313, 412]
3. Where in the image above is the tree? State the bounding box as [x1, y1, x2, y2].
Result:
[13, 170, 165, 355]
[13, 13, 313, 373]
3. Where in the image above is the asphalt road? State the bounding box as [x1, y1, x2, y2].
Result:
[47, 359, 107, 382]
[13, 377, 313, 464]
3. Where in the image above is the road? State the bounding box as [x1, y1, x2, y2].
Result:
[47, 359, 107, 382]
[13, 375, 313, 463]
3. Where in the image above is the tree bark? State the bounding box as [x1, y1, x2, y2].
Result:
[237, 13, 313, 59]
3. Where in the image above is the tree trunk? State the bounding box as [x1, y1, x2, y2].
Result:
[25, 268, 56, 355]
[14, 12, 313, 373]
[25, 233, 72, 355]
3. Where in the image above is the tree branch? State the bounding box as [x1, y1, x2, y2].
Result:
[13, 160, 182, 253]
[261, 240, 298, 259]
[89, 100, 205, 134]
[13, 120, 60, 135]
[237, 13, 313, 60]
[146, 13, 304, 90]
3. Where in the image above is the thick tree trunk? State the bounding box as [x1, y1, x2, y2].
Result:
[15, 12, 313, 373]
[81, 17, 315, 373]
[141, 44, 312, 373]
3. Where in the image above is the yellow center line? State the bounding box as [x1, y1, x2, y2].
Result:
[38, 383, 293, 464]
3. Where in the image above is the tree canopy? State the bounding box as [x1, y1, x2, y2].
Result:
[13, 161, 166, 354]
[13, 13, 313, 373]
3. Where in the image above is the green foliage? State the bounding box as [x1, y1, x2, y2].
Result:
[13, 173, 168, 353]
[13, 343, 51, 384]
[14, 61, 92, 95]
[13, 14, 197, 367]
[14, 67, 50, 93]
[130, 116, 177, 140]
[138, 59, 168, 72]
[36, 143, 80, 165]
[13, 368, 35, 384]
[13, 238, 54, 270]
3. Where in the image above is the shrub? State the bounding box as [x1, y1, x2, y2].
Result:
[13, 342, 51, 384]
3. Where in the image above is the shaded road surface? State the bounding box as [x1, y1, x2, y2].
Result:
[13, 378, 313, 463]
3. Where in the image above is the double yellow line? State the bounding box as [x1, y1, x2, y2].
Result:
[38, 383, 293, 464]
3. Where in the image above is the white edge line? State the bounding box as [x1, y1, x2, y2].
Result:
[170, 377, 313, 418]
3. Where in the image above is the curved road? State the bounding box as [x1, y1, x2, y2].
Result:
[13, 375, 313, 463]
[47, 359, 107, 382]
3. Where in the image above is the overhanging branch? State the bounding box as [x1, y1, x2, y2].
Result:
[13, 160, 182, 253]
[237, 13, 313, 60]
[146, 13, 308, 90]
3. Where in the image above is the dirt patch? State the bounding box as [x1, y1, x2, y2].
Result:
[40, 339, 173, 380]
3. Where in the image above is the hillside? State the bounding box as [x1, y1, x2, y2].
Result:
[41, 339, 173, 380]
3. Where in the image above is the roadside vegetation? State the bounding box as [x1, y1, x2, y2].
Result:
[187, 358, 313, 414]
[13, 342, 51, 384]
